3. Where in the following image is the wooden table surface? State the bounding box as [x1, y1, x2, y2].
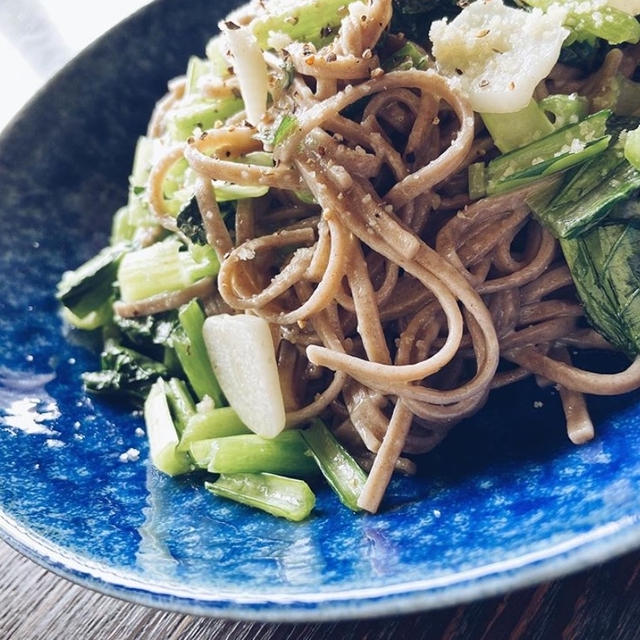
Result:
[2, 538, 640, 639]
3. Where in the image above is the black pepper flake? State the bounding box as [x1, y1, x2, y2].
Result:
[320, 25, 334, 39]
[224, 20, 240, 30]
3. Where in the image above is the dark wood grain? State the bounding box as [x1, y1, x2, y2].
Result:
[1, 540, 639, 640]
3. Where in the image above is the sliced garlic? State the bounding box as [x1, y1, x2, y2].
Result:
[202, 314, 286, 439]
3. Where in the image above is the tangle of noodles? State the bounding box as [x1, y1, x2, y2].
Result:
[122, 0, 640, 513]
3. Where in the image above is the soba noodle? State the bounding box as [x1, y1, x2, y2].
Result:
[128, 0, 640, 512]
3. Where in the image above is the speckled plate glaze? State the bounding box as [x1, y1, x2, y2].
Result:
[2, 0, 640, 623]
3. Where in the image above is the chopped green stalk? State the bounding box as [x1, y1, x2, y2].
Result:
[205, 36, 231, 77]
[57, 244, 128, 319]
[144, 379, 192, 476]
[173, 300, 225, 405]
[178, 407, 250, 452]
[202, 431, 317, 476]
[481, 100, 554, 153]
[111, 206, 137, 245]
[522, 0, 640, 45]
[560, 223, 640, 356]
[117, 240, 219, 303]
[82, 342, 168, 403]
[214, 184, 269, 202]
[486, 110, 611, 195]
[382, 40, 429, 72]
[624, 126, 640, 170]
[167, 97, 244, 141]
[205, 473, 315, 521]
[61, 298, 113, 331]
[468, 162, 487, 200]
[272, 114, 300, 149]
[539, 94, 589, 129]
[114, 311, 178, 350]
[251, 0, 355, 49]
[165, 378, 196, 436]
[185, 56, 212, 98]
[189, 439, 218, 468]
[529, 137, 640, 238]
[300, 420, 367, 512]
[130, 136, 157, 191]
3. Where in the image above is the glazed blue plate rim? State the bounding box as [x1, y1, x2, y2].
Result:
[2, 0, 640, 623]
[2, 506, 640, 621]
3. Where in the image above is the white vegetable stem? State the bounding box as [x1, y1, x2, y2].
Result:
[224, 25, 268, 126]
[202, 314, 286, 439]
[429, 0, 568, 114]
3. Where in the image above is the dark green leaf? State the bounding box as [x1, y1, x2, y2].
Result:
[176, 197, 207, 245]
[83, 342, 168, 403]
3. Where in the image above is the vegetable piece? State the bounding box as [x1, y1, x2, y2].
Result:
[196, 431, 317, 476]
[539, 94, 589, 129]
[468, 162, 487, 199]
[205, 35, 231, 76]
[301, 420, 368, 512]
[167, 97, 244, 141]
[557, 38, 607, 73]
[205, 473, 315, 522]
[57, 244, 127, 319]
[250, 0, 353, 49]
[113, 311, 178, 351]
[202, 314, 286, 438]
[223, 25, 268, 126]
[486, 110, 611, 194]
[165, 378, 196, 436]
[624, 126, 640, 169]
[560, 223, 640, 356]
[481, 100, 555, 153]
[529, 145, 640, 238]
[184, 56, 212, 98]
[117, 239, 219, 303]
[178, 406, 250, 452]
[522, 0, 640, 45]
[176, 198, 207, 245]
[172, 300, 225, 406]
[62, 298, 113, 331]
[144, 378, 192, 476]
[429, 0, 568, 113]
[382, 40, 429, 71]
[82, 342, 168, 403]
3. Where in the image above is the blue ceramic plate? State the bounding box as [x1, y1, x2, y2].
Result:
[2, 0, 640, 622]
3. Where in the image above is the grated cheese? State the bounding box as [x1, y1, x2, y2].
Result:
[429, 0, 568, 113]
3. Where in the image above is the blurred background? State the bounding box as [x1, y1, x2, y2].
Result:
[0, 0, 150, 131]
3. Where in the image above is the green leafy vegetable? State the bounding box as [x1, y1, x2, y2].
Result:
[178, 406, 250, 452]
[82, 342, 168, 403]
[561, 222, 640, 356]
[173, 300, 225, 405]
[57, 244, 128, 319]
[144, 378, 192, 476]
[522, 0, 640, 45]
[486, 110, 611, 195]
[205, 473, 316, 521]
[176, 198, 207, 245]
[251, 0, 354, 49]
[165, 377, 196, 435]
[481, 100, 555, 153]
[301, 420, 367, 512]
[195, 431, 318, 476]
